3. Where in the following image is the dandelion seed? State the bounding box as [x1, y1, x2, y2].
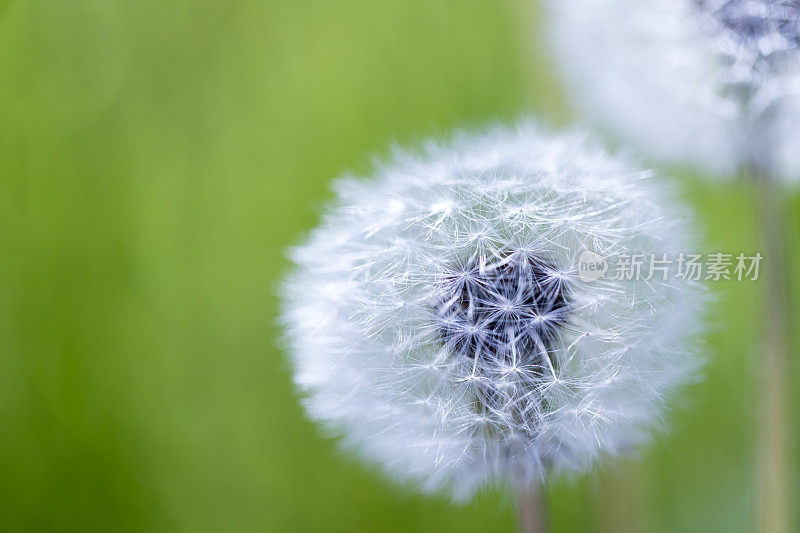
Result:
[280, 123, 706, 500]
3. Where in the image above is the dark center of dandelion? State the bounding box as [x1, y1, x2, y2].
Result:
[437, 252, 570, 375]
[698, 0, 800, 55]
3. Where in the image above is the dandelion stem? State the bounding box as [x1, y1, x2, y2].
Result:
[754, 171, 794, 533]
[595, 458, 646, 533]
[516, 483, 548, 533]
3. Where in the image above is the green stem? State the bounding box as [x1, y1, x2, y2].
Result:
[754, 172, 793, 533]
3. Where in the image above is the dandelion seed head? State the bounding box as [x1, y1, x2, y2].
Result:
[281, 123, 706, 500]
[547, 0, 800, 181]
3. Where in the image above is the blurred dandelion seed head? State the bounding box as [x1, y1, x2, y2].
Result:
[281, 123, 706, 500]
[698, 0, 800, 88]
[547, 0, 800, 180]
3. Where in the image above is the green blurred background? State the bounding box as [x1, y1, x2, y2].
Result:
[0, 1, 798, 531]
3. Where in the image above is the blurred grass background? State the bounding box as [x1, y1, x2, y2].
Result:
[0, 0, 797, 531]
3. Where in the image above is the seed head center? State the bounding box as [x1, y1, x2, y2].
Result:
[437, 252, 570, 368]
[698, 0, 800, 56]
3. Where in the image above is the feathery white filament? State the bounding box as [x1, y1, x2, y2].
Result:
[281, 124, 705, 500]
[547, 0, 800, 180]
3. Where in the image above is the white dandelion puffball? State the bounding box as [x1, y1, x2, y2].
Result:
[546, 0, 800, 181]
[281, 123, 705, 500]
